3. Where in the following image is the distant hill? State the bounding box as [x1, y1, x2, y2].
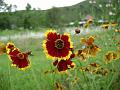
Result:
[52, 0, 119, 22]
[0, 0, 119, 29]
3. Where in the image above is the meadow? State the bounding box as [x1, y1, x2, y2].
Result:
[0, 27, 120, 90]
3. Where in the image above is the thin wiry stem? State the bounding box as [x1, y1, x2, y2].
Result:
[79, 60, 90, 90]
[30, 67, 42, 90]
[105, 63, 116, 90]
[8, 62, 14, 90]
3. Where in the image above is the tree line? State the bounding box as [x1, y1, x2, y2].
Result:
[0, 0, 119, 30]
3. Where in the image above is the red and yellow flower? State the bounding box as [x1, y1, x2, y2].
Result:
[6, 42, 31, 70]
[76, 50, 89, 61]
[81, 36, 94, 45]
[53, 59, 75, 72]
[105, 51, 118, 63]
[43, 30, 73, 60]
[80, 36, 100, 57]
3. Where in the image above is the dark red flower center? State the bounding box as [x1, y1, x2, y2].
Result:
[17, 53, 24, 59]
[55, 39, 64, 49]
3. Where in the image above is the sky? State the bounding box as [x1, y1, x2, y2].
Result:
[4, 0, 85, 10]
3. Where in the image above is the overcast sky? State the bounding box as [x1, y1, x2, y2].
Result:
[4, 0, 85, 10]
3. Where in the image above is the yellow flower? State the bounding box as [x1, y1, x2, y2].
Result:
[88, 44, 101, 57]
[115, 29, 120, 33]
[76, 50, 89, 61]
[110, 22, 118, 27]
[80, 36, 95, 45]
[101, 24, 109, 29]
[87, 19, 93, 24]
[0, 42, 6, 55]
[105, 51, 118, 63]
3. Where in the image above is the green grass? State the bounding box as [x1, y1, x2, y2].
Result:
[0, 29, 120, 90]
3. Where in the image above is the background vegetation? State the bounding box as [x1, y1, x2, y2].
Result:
[0, 0, 120, 30]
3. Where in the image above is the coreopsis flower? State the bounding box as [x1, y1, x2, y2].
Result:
[80, 64, 108, 76]
[88, 44, 101, 56]
[43, 30, 73, 60]
[95, 68, 109, 76]
[83, 19, 93, 29]
[0, 42, 6, 55]
[89, 62, 100, 68]
[101, 24, 109, 29]
[6, 42, 31, 70]
[76, 50, 89, 61]
[81, 36, 94, 45]
[6, 42, 15, 53]
[80, 66, 90, 72]
[87, 19, 93, 24]
[80, 63, 100, 73]
[53, 59, 75, 72]
[111, 22, 118, 27]
[80, 36, 100, 57]
[115, 29, 120, 33]
[105, 51, 118, 63]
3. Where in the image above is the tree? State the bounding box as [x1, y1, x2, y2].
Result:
[26, 3, 32, 11]
[46, 7, 61, 28]
[0, 0, 6, 11]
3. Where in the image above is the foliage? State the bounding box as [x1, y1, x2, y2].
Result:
[0, 0, 119, 30]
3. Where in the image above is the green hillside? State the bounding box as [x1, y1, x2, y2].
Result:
[0, 0, 119, 29]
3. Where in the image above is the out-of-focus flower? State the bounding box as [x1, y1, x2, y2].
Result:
[55, 82, 67, 90]
[0, 42, 6, 55]
[81, 36, 94, 45]
[101, 24, 109, 29]
[43, 30, 73, 60]
[76, 50, 89, 61]
[80, 63, 108, 76]
[80, 66, 90, 72]
[88, 44, 101, 57]
[83, 19, 93, 29]
[99, 4, 102, 7]
[115, 29, 120, 33]
[95, 68, 109, 76]
[89, 62, 100, 68]
[80, 36, 100, 57]
[87, 19, 93, 24]
[110, 22, 118, 27]
[105, 51, 118, 63]
[6, 42, 31, 70]
[53, 59, 75, 72]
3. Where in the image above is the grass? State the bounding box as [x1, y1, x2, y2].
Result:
[0, 28, 120, 90]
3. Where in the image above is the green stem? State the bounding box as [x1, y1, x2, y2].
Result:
[79, 61, 90, 90]
[105, 63, 116, 90]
